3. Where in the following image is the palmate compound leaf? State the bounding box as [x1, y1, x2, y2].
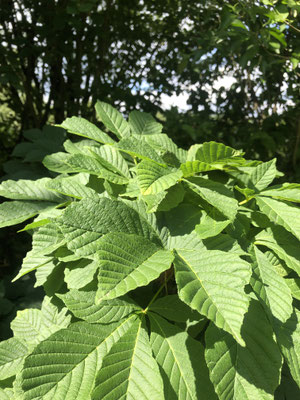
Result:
[275, 309, 300, 387]
[186, 177, 238, 221]
[21, 315, 137, 400]
[58, 289, 141, 324]
[57, 197, 163, 258]
[137, 160, 183, 195]
[0, 201, 57, 228]
[205, 298, 282, 400]
[59, 116, 115, 144]
[256, 196, 300, 241]
[149, 313, 217, 400]
[92, 317, 164, 400]
[95, 100, 130, 139]
[95, 232, 174, 302]
[251, 246, 293, 323]
[0, 338, 28, 380]
[174, 249, 251, 346]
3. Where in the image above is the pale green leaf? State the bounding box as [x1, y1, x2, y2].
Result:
[180, 160, 216, 177]
[249, 159, 277, 191]
[92, 318, 164, 400]
[137, 160, 182, 195]
[0, 178, 64, 202]
[150, 313, 217, 400]
[64, 259, 99, 289]
[89, 144, 130, 178]
[149, 294, 201, 322]
[190, 141, 243, 163]
[256, 196, 300, 240]
[11, 297, 71, 345]
[0, 338, 28, 380]
[46, 175, 98, 199]
[43, 152, 74, 173]
[117, 136, 164, 164]
[195, 213, 230, 239]
[205, 299, 282, 400]
[34, 260, 58, 287]
[143, 133, 187, 163]
[0, 201, 57, 228]
[129, 110, 162, 136]
[58, 197, 163, 257]
[285, 279, 300, 300]
[275, 309, 300, 388]
[167, 231, 205, 252]
[58, 290, 140, 324]
[21, 315, 137, 400]
[251, 246, 293, 323]
[187, 177, 238, 221]
[260, 183, 300, 203]
[59, 116, 114, 144]
[95, 101, 130, 138]
[202, 233, 247, 256]
[96, 232, 173, 301]
[174, 249, 251, 345]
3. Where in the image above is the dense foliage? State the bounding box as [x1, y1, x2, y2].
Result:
[0, 102, 299, 399]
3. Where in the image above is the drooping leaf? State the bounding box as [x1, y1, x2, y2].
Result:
[251, 246, 293, 323]
[150, 313, 217, 400]
[205, 299, 282, 400]
[21, 315, 137, 400]
[174, 249, 251, 345]
[92, 317, 164, 400]
[0, 201, 57, 228]
[0, 338, 28, 380]
[96, 232, 173, 301]
[137, 160, 182, 195]
[95, 101, 130, 138]
[256, 196, 300, 240]
[59, 116, 114, 144]
[58, 290, 140, 324]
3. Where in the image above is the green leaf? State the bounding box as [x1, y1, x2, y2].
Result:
[96, 232, 173, 301]
[255, 227, 300, 275]
[249, 159, 278, 191]
[143, 134, 187, 163]
[202, 233, 247, 255]
[0, 338, 28, 380]
[59, 116, 114, 144]
[260, 183, 300, 203]
[187, 177, 238, 221]
[256, 196, 300, 240]
[11, 297, 71, 346]
[92, 317, 164, 400]
[46, 175, 98, 199]
[137, 160, 182, 195]
[117, 136, 164, 164]
[251, 246, 293, 323]
[149, 294, 201, 322]
[150, 313, 217, 400]
[190, 141, 243, 163]
[58, 197, 163, 257]
[64, 259, 99, 289]
[58, 290, 140, 324]
[174, 249, 251, 346]
[285, 279, 300, 300]
[205, 299, 282, 400]
[275, 310, 300, 387]
[89, 144, 130, 178]
[180, 161, 216, 177]
[95, 101, 130, 139]
[0, 201, 57, 228]
[195, 213, 230, 239]
[0, 178, 64, 202]
[21, 315, 137, 400]
[43, 152, 74, 173]
[129, 110, 163, 135]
